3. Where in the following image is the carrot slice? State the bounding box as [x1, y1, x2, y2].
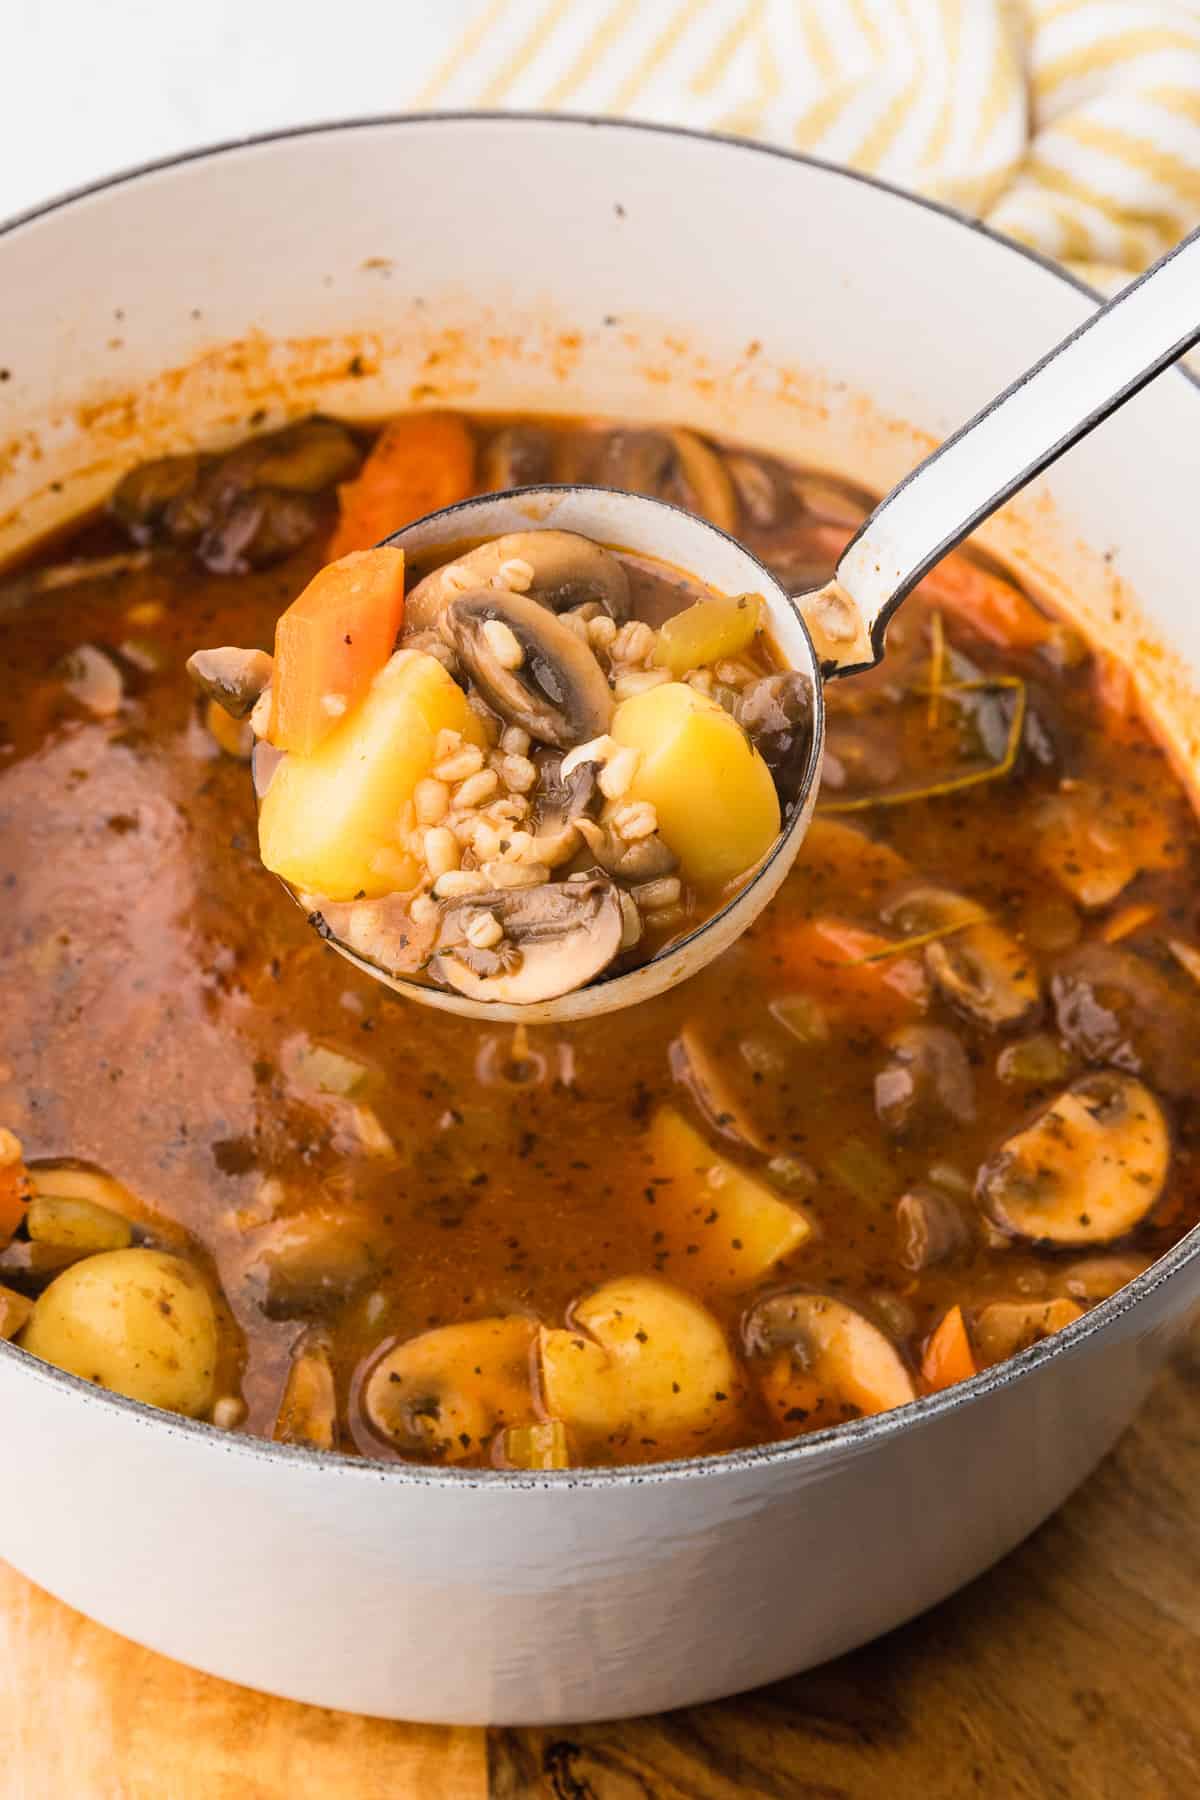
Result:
[0, 1132, 31, 1250]
[329, 413, 475, 557]
[1102, 902, 1158, 944]
[921, 1304, 977, 1392]
[269, 547, 406, 757]
[918, 555, 1053, 652]
[773, 917, 928, 1034]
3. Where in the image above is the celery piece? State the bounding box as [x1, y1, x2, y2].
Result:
[502, 1421, 570, 1471]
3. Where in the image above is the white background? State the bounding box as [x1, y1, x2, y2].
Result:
[1, 0, 479, 220]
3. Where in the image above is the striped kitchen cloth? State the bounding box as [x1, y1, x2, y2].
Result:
[411, 0, 1200, 289]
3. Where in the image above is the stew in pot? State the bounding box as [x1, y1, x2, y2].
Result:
[1, 409, 1197, 1468]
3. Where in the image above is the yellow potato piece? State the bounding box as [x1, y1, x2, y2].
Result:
[612, 682, 780, 888]
[258, 650, 487, 900]
[653, 593, 762, 677]
[539, 1276, 738, 1449]
[641, 1107, 811, 1290]
[21, 1249, 218, 1418]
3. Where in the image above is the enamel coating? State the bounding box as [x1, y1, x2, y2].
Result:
[1, 116, 1198, 1724]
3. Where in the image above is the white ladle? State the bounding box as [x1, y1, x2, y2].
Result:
[307, 226, 1200, 1024]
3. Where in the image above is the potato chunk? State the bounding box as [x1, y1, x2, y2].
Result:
[640, 1107, 811, 1290]
[612, 682, 780, 888]
[258, 649, 487, 900]
[21, 1249, 218, 1418]
[653, 593, 762, 677]
[539, 1276, 738, 1451]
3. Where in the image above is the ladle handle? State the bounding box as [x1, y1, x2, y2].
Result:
[826, 224, 1200, 675]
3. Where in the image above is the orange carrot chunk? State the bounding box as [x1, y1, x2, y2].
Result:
[0, 1130, 31, 1250]
[1102, 902, 1158, 945]
[774, 916, 929, 1034]
[921, 1304, 977, 1392]
[919, 554, 1053, 652]
[269, 547, 406, 757]
[329, 413, 475, 558]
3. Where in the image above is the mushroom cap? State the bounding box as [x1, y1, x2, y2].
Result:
[441, 589, 614, 749]
[745, 1290, 916, 1430]
[876, 1023, 977, 1132]
[430, 877, 624, 1005]
[884, 885, 1039, 1029]
[406, 529, 631, 632]
[575, 814, 678, 883]
[669, 1021, 769, 1153]
[978, 1069, 1170, 1246]
[362, 1316, 537, 1460]
[971, 1297, 1083, 1365]
[185, 645, 274, 719]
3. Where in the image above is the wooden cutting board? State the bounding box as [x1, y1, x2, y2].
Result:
[3, 1321, 1198, 1799]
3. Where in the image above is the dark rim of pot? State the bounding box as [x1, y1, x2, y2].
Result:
[1, 111, 1196, 1490]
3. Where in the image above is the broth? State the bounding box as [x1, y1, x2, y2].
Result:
[2, 412, 1198, 1466]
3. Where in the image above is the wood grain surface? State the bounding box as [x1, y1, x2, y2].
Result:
[2, 1322, 1197, 1800]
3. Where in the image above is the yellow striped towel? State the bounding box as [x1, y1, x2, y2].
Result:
[412, 0, 1200, 289]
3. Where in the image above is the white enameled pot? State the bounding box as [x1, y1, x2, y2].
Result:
[1, 116, 1198, 1726]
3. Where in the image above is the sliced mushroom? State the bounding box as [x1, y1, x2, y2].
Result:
[441, 589, 613, 748]
[972, 1298, 1083, 1366]
[221, 417, 360, 494]
[531, 748, 601, 828]
[110, 452, 203, 541]
[875, 1024, 976, 1133]
[430, 877, 623, 1004]
[588, 428, 737, 532]
[667, 429, 738, 533]
[896, 1187, 971, 1271]
[884, 885, 1039, 1029]
[1062, 1252, 1152, 1302]
[724, 452, 796, 529]
[759, 522, 854, 594]
[273, 1331, 337, 1450]
[745, 1291, 916, 1433]
[197, 489, 324, 575]
[1051, 943, 1200, 1098]
[590, 428, 676, 498]
[669, 1023, 769, 1153]
[305, 893, 441, 981]
[112, 419, 358, 563]
[406, 530, 630, 632]
[186, 646, 274, 719]
[57, 645, 124, 717]
[575, 814, 678, 884]
[363, 1316, 537, 1460]
[480, 424, 554, 492]
[978, 1070, 1170, 1246]
[240, 1204, 380, 1317]
[735, 670, 815, 804]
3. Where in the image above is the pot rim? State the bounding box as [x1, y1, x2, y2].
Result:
[2, 109, 1197, 1491]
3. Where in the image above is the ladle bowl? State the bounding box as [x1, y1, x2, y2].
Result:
[285, 483, 826, 1024]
